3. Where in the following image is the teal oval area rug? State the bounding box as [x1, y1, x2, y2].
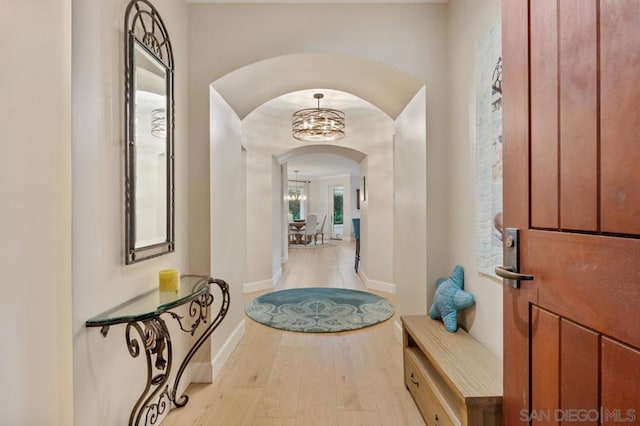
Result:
[245, 287, 394, 333]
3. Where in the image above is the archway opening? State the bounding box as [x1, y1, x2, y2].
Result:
[207, 53, 427, 319]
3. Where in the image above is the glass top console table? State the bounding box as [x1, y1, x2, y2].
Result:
[86, 275, 230, 426]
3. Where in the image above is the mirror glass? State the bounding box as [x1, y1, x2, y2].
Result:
[124, 0, 174, 264]
[134, 43, 168, 248]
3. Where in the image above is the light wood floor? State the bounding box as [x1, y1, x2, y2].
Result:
[163, 240, 424, 426]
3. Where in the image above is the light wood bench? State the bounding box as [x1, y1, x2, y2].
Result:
[401, 315, 503, 426]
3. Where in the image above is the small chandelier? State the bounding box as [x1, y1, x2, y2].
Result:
[151, 108, 166, 138]
[292, 93, 345, 142]
[288, 170, 307, 201]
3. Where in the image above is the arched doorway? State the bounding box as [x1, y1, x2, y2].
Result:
[242, 88, 394, 293]
[206, 53, 428, 341]
[276, 144, 367, 265]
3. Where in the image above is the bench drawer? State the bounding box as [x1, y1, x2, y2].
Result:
[404, 348, 458, 426]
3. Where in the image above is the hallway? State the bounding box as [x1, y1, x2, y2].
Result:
[163, 241, 424, 425]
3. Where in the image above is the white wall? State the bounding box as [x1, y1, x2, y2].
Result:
[447, 0, 503, 358]
[394, 87, 428, 315]
[307, 175, 354, 241]
[209, 87, 246, 369]
[280, 162, 289, 264]
[243, 131, 279, 284]
[350, 175, 361, 229]
[272, 156, 283, 279]
[356, 116, 395, 285]
[0, 1, 73, 424]
[359, 158, 370, 277]
[71, 0, 193, 424]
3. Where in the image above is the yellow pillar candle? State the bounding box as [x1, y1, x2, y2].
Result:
[159, 269, 180, 292]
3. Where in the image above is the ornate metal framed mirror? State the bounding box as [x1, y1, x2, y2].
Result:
[124, 0, 174, 264]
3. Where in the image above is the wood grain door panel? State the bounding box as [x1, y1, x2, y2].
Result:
[525, 230, 640, 349]
[600, 0, 640, 235]
[530, 308, 601, 426]
[529, 308, 633, 425]
[558, 0, 598, 232]
[530, 0, 559, 229]
[559, 319, 599, 426]
[527, 0, 640, 237]
[601, 338, 640, 425]
[531, 307, 560, 426]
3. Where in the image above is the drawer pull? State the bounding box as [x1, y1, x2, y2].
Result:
[409, 372, 420, 387]
[434, 414, 439, 426]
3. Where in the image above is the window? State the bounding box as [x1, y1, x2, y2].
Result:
[288, 185, 306, 220]
[333, 186, 343, 225]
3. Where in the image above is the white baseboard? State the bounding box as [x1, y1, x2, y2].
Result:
[243, 279, 273, 294]
[191, 361, 213, 384]
[211, 320, 246, 379]
[368, 279, 396, 294]
[273, 268, 282, 286]
[275, 277, 287, 291]
[359, 269, 396, 294]
[191, 320, 246, 383]
[243, 269, 282, 294]
[394, 319, 403, 344]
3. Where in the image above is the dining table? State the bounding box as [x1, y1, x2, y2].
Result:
[289, 221, 306, 244]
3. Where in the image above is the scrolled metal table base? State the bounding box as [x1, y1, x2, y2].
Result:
[121, 278, 230, 426]
[125, 317, 173, 426]
[168, 278, 230, 408]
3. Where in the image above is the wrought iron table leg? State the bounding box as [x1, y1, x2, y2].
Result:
[168, 278, 230, 407]
[125, 317, 172, 426]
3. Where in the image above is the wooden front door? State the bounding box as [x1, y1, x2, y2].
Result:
[502, 0, 640, 424]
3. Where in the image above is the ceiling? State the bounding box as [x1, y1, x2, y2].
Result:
[212, 53, 423, 120]
[287, 153, 360, 181]
[220, 54, 414, 182]
[254, 88, 385, 121]
[255, 89, 378, 181]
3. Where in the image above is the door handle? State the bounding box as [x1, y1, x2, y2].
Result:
[497, 228, 534, 289]
[495, 266, 534, 281]
[409, 372, 420, 387]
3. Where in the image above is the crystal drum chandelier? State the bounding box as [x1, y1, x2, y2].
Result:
[292, 93, 345, 142]
[288, 170, 307, 201]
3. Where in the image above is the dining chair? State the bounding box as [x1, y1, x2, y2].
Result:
[303, 213, 318, 244]
[315, 213, 327, 244]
